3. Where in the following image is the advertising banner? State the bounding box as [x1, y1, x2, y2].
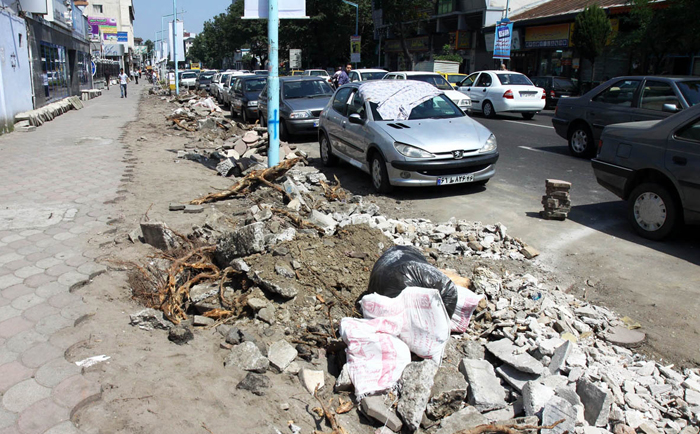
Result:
[525, 23, 570, 48]
[289, 49, 302, 69]
[168, 21, 185, 61]
[493, 22, 513, 59]
[88, 17, 117, 42]
[350, 35, 361, 63]
[243, 0, 308, 19]
[117, 32, 128, 43]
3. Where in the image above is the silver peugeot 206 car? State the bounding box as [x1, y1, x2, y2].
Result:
[318, 80, 499, 192]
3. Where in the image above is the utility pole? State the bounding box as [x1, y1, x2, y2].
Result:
[173, 0, 179, 95]
[267, 0, 280, 167]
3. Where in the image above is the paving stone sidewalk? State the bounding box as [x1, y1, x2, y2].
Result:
[0, 85, 142, 433]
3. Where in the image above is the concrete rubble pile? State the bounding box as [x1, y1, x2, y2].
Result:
[541, 179, 572, 220]
[128, 158, 698, 434]
[13, 96, 86, 131]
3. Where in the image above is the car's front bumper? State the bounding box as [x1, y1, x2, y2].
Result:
[286, 118, 319, 135]
[244, 106, 260, 119]
[387, 152, 499, 186]
[591, 158, 634, 199]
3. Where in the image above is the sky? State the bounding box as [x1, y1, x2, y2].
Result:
[132, 0, 232, 41]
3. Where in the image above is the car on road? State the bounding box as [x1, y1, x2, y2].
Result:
[196, 70, 217, 92]
[348, 69, 388, 82]
[455, 70, 545, 119]
[530, 76, 578, 109]
[592, 104, 700, 240]
[439, 72, 467, 89]
[289, 70, 304, 76]
[318, 80, 498, 193]
[230, 75, 267, 124]
[254, 70, 269, 76]
[304, 69, 330, 78]
[383, 71, 472, 114]
[259, 76, 334, 141]
[211, 72, 233, 103]
[179, 71, 198, 89]
[553, 76, 700, 158]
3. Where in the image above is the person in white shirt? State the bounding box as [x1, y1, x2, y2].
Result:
[118, 68, 129, 98]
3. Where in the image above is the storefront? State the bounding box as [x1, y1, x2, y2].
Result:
[384, 36, 430, 71]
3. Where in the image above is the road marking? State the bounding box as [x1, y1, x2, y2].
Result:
[519, 146, 546, 153]
[504, 120, 555, 129]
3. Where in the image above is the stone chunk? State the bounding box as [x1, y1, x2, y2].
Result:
[541, 396, 577, 434]
[140, 221, 176, 250]
[496, 364, 540, 393]
[184, 204, 204, 214]
[335, 364, 353, 392]
[686, 389, 700, 406]
[225, 341, 269, 373]
[193, 315, 215, 326]
[522, 381, 555, 417]
[458, 358, 507, 412]
[215, 223, 266, 263]
[236, 372, 271, 396]
[130, 308, 172, 330]
[397, 361, 439, 432]
[520, 246, 540, 259]
[299, 368, 325, 394]
[267, 340, 298, 372]
[435, 406, 487, 434]
[426, 366, 468, 420]
[461, 341, 485, 360]
[169, 203, 185, 211]
[168, 326, 194, 345]
[360, 396, 403, 432]
[248, 270, 298, 299]
[247, 298, 269, 311]
[308, 210, 337, 234]
[216, 157, 237, 177]
[604, 326, 646, 348]
[548, 340, 572, 374]
[486, 339, 545, 375]
[576, 378, 614, 427]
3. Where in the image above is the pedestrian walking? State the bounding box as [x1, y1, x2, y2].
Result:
[134, 70, 139, 84]
[104, 72, 111, 90]
[119, 68, 129, 98]
[337, 63, 351, 87]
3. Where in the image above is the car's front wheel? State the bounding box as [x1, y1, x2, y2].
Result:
[242, 108, 249, 124]
[260, 114, 267, 127]
[522, 112, 535, 120]
[319, 134, 338, 167]
[370, 152, 392, 193]
[568, 124, 594, 158]
[279, 119, 289, 142]
[627, 182, 678, 240]
[483, 101, 496, 119]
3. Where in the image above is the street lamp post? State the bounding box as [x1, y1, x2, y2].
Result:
[340, 0, 358, 67]
[173, 0, 179, 95]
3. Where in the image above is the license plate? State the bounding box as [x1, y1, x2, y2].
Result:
[437, 174, 474, 185]
[560, 95, 570, 98]
[520, 93, 537, 98]
[313, 120, 319, 127]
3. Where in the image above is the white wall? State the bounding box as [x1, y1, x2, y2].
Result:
[0, 9, 33, 133]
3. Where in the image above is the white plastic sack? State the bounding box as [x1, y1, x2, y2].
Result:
[449, 285, 484, 333]
[192, 97, 222, 112]
[360, 287, 451, 361]
[340, 317, 411, 399]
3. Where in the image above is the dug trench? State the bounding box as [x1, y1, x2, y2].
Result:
[66, 90, 699, 434]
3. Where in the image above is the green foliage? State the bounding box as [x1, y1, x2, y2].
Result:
[572, 4, 611, 81]
[379, 0, 433, 69]
[434, 44, 462, 62]
[144, 39, 155, 57]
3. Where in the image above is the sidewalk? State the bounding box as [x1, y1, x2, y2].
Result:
[0, 83, 142, 433]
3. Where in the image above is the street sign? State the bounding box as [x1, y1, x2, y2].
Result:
[91, 61, 96, 77]
[289, 49, 301, 69]
[493, 21, 513, 60]
[350, 35, 361, 63]
[243, 0, 308, 19]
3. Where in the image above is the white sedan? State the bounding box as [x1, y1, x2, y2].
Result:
[456, 71, 545, 119]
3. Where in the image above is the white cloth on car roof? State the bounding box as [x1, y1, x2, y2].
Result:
[358, 80, 442, 121]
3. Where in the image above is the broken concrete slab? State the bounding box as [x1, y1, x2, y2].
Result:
[360, 396, 403, 432]
[522, 381, 555, 417]
[216, 157, 238, 177]
[435, 406, 487, 434]
[215, 222, 266, 263]
[236, 372, 271, 396]
[397, 361, 439, 432]
[458, 358, 507, 412]
[495, 364, 540, 393]
[548, 340, 572, 374]
[299, 368, 324, 394]
[604, 326, 646, 348]
[248, 270, 299, 299]
[577, 378, 614, 427]
[540, 396, 577, 434]
[267, 340, 298, 373]
[486, 339, 545, 375]
[184, 204, 204, 214]
[426, 366, 468, 420]
[140, 221, 177, 250]
[130, 308, 173, 330]
[224, 341, 269, 373]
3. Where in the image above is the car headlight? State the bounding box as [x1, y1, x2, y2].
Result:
[289, 110, 310, 119]
[394, 142, 434, 159]
[479, 134, 497, 153]
[460, 99, 471, 107]
[247, 100, 258, 107]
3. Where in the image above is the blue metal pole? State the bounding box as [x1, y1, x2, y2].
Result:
[173, 0, 179, 95]
[267, 0, 280, 167]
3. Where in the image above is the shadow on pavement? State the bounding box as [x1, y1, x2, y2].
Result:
[527, 145, 576, 158]
[566, 201, 700, 265]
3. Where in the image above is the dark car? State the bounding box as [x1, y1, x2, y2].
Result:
[230, 75, 267, 123]
[592, 104, 700, 240]
[258, 76, 334, 141]
[552, 76, 700, 157]
[531, 76, 578, 109]
[196, 70, 217, 91]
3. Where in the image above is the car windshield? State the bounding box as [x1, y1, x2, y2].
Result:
[201, 72, 215, 78]
[553, 78, 575, 91]
[245, 78, 267, 92]
[496, 73, 533, 86]
[369, 94, 463, 121]
[406, 75, 453, 91]
[361, 72, 387, 81]
[446, 75, 465, 84]
[182, 73, 197, 79]
[678, 80, 700, 106]
[308, 70, 328, 77]
[283, 80, 334, 99]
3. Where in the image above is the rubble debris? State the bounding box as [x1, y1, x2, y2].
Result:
[486, 339, 545, 375]
[397, 360, 439, 432]
[169, 203, 185, 211]
[435, 406, 488, 434]
[236, 372, 271, 396]
[129, 308, 172, 330]
[184, 204, 204, 214]
[139, 221, 177, 250]
[299, 368, 325, 394]
[426, 366, 468, 421]
[14, 96, 86, 128]
[459, 358, 507, 412]
[603, 326, 646, 348]
[360, 396, 403, 432]
[168, 325, 194, 345]
[225, 342, 269, 373]
[267, 340, 298, 372]
[577, 378, 614, 427]
[541, 179, 571, 220]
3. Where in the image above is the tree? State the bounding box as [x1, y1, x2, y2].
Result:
[144, 39, 155, 58]
[572, 4, 612, 83]
[379, 0, 433, 70]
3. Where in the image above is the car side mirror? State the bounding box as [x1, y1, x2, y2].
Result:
[662, 103, 680, 113]
[348, 113, 365, 125]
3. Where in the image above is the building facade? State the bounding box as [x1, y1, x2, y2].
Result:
[77, 0, 135, 72]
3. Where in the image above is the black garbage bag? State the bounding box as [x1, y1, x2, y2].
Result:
[367, 246, 458, 317]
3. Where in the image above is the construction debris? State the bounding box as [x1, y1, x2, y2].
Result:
[14, 95, 87, 129]
[541, 179, 572, 220]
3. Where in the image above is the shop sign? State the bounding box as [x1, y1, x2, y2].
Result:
[493, 22, 513, 59]
[117, 32, 129, 43]
[525, 23, 570, 48]
[449, 31, 471, 50]
[385, 36, 430, 53]
[350, 35, 361, 63]
[103, 44, 124, 57]
[88, 17, 117, 42]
